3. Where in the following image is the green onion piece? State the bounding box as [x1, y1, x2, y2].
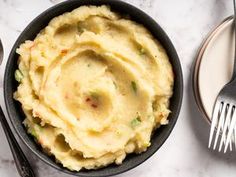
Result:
[14, 69, 23, 82]
[144, 142, 151, 148]
[87, 63, 91, 67]
[30, 129, 38, 139]
[131, 81, 137, 93]
[77, 22, 85, 33]
[130, 116, 141, 128]
[90, 91, 99, 100]
[113, 81, 117, 89]
[140, 48, 145, 55]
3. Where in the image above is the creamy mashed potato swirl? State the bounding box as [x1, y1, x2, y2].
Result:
[14, 5, 174, 171]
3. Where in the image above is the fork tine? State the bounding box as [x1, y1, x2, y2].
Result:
[228, 106, 235, 152]
[224, 116, 233, 153]
[224, 108, 236, 153]
[219, 104, 232, 152]
[208, 101, 221, 148]
[231, 129, 235, 151]
[229, 135, 233, 151]
[226, 106, 235, 152]
[232, 124, 236, 150]
[213, 102, 226, 150]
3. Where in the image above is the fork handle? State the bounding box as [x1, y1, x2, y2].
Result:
[232, 0, 236, 79]
[0, 107, 35, 177]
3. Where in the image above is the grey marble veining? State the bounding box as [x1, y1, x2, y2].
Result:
[0, 0, 235, 177]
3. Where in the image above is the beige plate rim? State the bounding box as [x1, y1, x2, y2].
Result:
[192, 16, 233, 125]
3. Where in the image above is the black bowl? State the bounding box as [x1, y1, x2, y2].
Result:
[4, 0, 183, 176]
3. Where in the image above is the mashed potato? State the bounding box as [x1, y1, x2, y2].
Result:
[14, 5, 174, 171]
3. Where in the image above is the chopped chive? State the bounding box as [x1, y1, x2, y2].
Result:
[113, 81, 117, 89]
[30, 129, 38, 139]
[90, 91, 99, 100]
[131, 81, 137, 93]
[77, 22, 85, 33]
[15, 69, 23, 82]
[130, 115, 141, 128]
[87, 63, 91, 67]
[140, 48, 145, 54]
[139, 47, 146, 55]
[144, 142, 151, 148]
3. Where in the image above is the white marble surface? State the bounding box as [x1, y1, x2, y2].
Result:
[0, 0, 235, 177]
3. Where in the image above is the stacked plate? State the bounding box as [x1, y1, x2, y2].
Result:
[193, 16, 235, 123]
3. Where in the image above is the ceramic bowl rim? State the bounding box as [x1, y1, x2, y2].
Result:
[4, 0, 183, 176]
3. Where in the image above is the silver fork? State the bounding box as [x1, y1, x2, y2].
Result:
[208, 0, 236, 152]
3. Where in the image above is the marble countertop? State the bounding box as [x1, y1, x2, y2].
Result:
[0, 0, 235, 177]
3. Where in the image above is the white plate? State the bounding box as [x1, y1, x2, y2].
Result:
[195, 16, 235, 122]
